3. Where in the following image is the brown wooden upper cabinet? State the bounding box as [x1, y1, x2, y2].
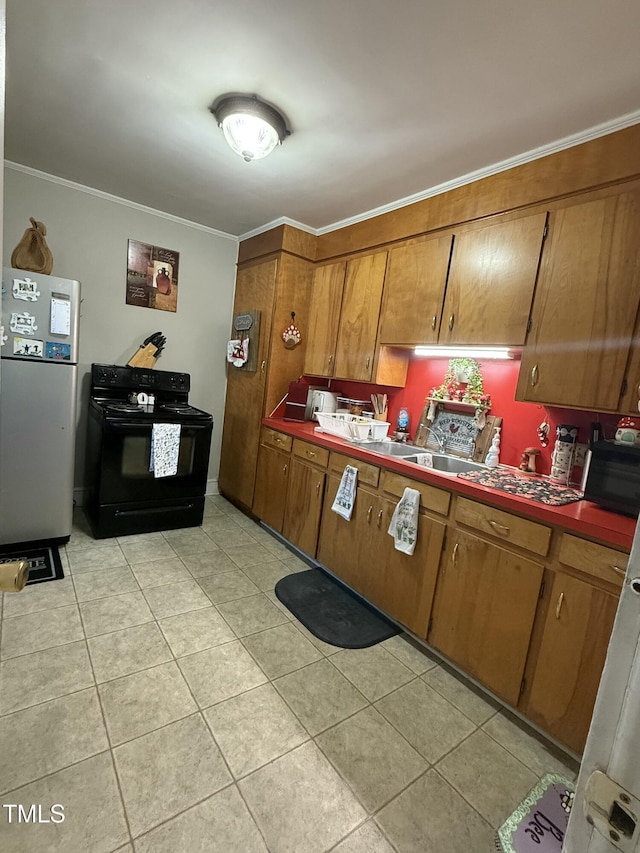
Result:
[333, 252, 388, 381]
[378, 236, 453, 345]
[440, 213, 548, 346]
[516, 190, 640, 411]
[303, 261, 346, 378]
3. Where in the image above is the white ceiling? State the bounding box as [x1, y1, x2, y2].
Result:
[6, 0, 640, 238]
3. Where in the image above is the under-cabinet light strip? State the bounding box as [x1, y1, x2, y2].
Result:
[413, 346, 520, 360]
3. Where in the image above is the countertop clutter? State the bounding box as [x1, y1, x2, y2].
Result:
[263, 417, 635, 551]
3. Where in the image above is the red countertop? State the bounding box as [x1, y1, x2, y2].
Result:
[263, 417, 636, 551]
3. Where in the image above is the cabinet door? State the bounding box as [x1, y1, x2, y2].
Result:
[334, 252, 387, 381]
[282, 459, 326, 557]
[317, 474, 378, 597]
[523, 571, 618, 753]
[218, 259, 277, 507]
[379, 236, 452, 345]
[516, 191, 640, 410]
[440, 213, 547, 345]
[304, 262, 346, 377]
[251, 444, 290, 532]
[367, 496, 446, 637]
[429, 529, 544, 706]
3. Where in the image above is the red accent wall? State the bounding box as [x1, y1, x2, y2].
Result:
[307, 357, 619, 476]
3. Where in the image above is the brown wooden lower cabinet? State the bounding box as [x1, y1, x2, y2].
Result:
[317, 474, 445, 636]
[251, 444, 290, 533]
[282, 458, 326, 557]
[521, 570, 619, 753]
[428, 529, 544, 707]
[317, 474, 378, 597]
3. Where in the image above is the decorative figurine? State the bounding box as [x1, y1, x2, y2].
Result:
[485, 426, 501, 468]
[519, 447, 541, 473]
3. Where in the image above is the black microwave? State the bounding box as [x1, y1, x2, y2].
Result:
[583, 440, 640, 517]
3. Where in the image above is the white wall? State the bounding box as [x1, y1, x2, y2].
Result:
[3, 165, 238, 498]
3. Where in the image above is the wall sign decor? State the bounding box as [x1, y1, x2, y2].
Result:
[126, 239, 179, 313]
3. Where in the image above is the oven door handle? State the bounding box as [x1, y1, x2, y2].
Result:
[106, 421, 211, 430]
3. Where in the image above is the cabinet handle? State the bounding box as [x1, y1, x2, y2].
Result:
[531, 364, 539, 386]
[316, 482, 321, 496]
[452, 542, 459, 565]
[431, 315, 437, 331]
[488, 519, 510, 535]
[377, 509, 384, 528]
[448, 314, 455, 331]
[261, 360, 266, 374]
[274, 437, 283, 444]
[365, 356, 371, 369]
[282, 465, 288, 475]
[611, 564, 626, 577]
[306, 450, 316, 458]
[555, 591, 564, 619]
[367, 505, 373, 523]
[328, 354, 333, 364]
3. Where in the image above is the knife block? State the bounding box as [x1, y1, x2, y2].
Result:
[127, 343, 159, 368]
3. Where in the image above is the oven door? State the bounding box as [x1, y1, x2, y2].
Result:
[98, 418, 212, 504]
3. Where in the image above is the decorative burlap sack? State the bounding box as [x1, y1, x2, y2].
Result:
[10, 217, 54, 274]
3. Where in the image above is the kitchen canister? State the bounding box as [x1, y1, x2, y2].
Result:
[550, 424, 578, 484]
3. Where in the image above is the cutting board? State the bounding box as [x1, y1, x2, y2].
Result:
[473, 415, 502, 463]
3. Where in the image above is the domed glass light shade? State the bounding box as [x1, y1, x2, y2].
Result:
[211, 95, 289, 162]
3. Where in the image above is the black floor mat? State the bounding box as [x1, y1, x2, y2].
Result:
[275, 569, 400, 649]
[0, 544, 64, 585]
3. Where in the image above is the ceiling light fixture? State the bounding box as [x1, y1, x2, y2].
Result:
[414, 346, 521, 360]
[210, 94, 290, 163]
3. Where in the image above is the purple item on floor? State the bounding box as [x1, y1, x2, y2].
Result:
[496, 773, 574, 853]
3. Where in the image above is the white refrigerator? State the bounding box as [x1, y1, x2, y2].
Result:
[0, 267, 81, 546]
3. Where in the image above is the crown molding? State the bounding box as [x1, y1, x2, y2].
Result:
[238, 216, 318, 242]
[314, 109, 640, 236]
[4, 161, 239, 241]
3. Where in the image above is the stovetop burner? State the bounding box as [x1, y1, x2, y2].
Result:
[104, 401, 143, 413]
[158, 402, 202, 415]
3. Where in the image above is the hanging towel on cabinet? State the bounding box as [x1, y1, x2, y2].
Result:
[331, 465, 358, 521]
[388, 487, 420, 555]
[150, 423, 181, 478]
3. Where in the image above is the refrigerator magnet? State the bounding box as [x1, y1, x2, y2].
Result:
[13, 336, 44, 357]
[45, 341, 72, 360]
[12, 276, 41, 302]
[10, 312, 38, 335]
[0, 326, 7, 347]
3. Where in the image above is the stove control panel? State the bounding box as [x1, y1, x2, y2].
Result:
[91, 364, 190, 393]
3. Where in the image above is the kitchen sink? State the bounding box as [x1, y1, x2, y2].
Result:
[402, 453, 486, 475]
[363, 441, 424, 458]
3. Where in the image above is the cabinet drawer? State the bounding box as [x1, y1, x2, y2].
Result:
[455, 497, 551, 556]
[559, 534, 628, 588]
[260, 428, 292, 453]
[293, 439, 329, 468]
[330, 452, 380, 488]
[380, 470, 450, 517]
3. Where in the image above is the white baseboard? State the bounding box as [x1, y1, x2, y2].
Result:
[206, 479, 219, 496]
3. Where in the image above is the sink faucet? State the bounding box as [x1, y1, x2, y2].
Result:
[424, 425, 447, 452]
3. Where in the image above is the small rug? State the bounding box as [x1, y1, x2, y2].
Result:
[458, 468, 583, 506]
[275, 569, 400, 649]
[496, 773, 575, 853]
[0, 544, 64, 586]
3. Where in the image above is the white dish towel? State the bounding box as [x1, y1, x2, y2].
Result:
[150, 423, 181, 478]
[331, 465, 358, 521]
[388, 487, 420, 555]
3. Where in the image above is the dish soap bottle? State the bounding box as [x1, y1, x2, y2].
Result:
[396, 407, 410, 442]
[485, 426, 501, 468]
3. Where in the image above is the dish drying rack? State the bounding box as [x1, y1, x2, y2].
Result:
[315, 412, 389, 442]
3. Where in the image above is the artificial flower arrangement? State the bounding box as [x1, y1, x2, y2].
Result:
[427, 358, 491, 424]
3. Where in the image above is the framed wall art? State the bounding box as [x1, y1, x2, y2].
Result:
[126, 239, 179, 313]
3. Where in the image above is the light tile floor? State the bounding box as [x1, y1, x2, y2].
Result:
[0, 496, 579, 852]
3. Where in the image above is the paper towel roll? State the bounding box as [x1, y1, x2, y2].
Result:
[0, 560, 30, 592]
